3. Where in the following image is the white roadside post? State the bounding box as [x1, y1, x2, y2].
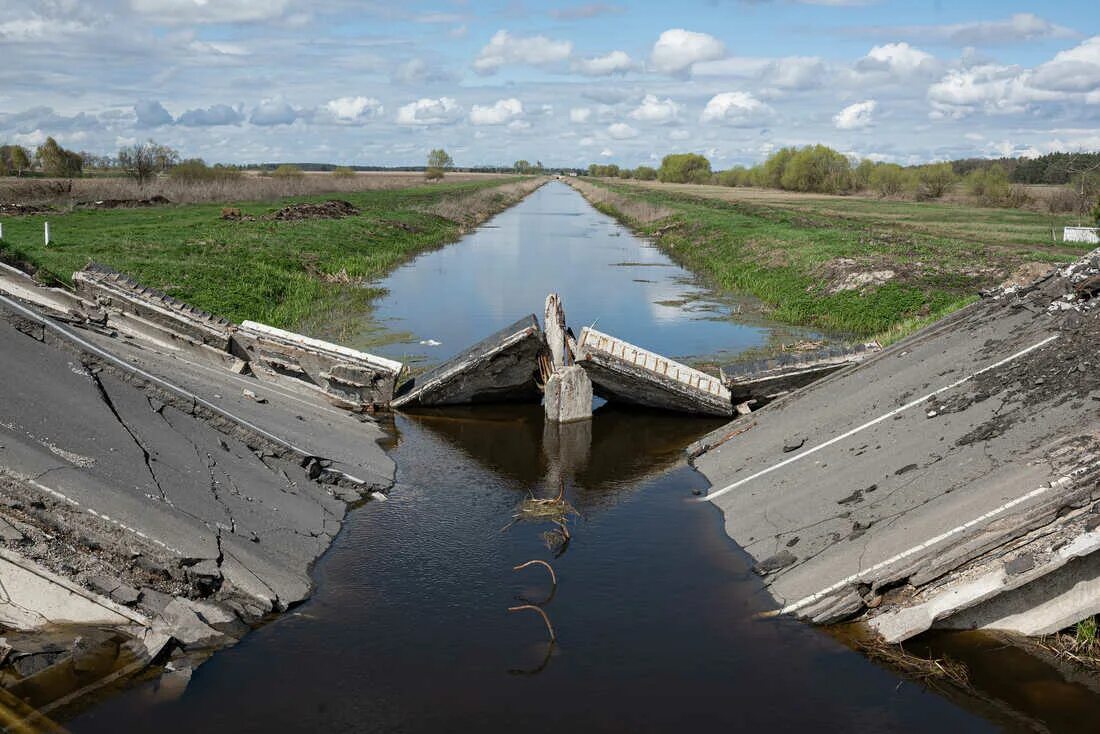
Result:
[44, 221, 50, 246]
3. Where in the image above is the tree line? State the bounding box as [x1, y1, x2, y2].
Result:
[587, 146, 1100, 214]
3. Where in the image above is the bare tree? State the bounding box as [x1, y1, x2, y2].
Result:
[118, 140, 175, 185]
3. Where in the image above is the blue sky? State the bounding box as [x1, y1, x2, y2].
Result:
[2, 0, 1099, 167]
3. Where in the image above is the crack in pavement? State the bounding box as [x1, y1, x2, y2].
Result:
[86, 366, 170, 506]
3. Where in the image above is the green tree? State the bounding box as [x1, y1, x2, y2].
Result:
[870, 163, 907, 197]
[513, 159, 532, 174]
[965, 165, 1011, 206]
[913, 162, 957, 200]
[1092, 195, 1100, 225]
[779, 145, 851, 193]
[658, 153, 711, 184]
[426, 148, 453, 180]
[852, 159, 876, 191]
[760, 147, 796, 189]
[36, 137, 83, 177]
[633, 165, 657, 181]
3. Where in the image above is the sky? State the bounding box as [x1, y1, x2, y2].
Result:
[2, 0, 1099, 168]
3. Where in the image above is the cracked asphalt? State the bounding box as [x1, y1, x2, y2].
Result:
[0, 302, 395, 613]
[692, 261, 1100, 624]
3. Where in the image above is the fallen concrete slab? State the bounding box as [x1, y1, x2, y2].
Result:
[391, 315, 544, 409]
[575, 327, 732, 417]
[722, 342, 880, 405]
[690, 248, 1100, 640]
[73, 263, 232, 350]
[235, 320, 406, 409]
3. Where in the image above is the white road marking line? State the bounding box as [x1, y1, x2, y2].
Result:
[703, 334, 1059, 504]
[775, 476, 1073, 616]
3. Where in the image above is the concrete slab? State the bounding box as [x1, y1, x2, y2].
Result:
[691, 249, 1100, 636]
[391, 315, 545, 408]
[575, 327, 732, 416]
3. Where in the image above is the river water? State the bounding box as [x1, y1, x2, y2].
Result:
[68, 182, 1086, 732]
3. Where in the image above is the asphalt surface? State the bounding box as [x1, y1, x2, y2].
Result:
[692, 257, 1100, 626]
[0, 297, 395, 612]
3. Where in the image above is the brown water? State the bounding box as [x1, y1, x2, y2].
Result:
[68, 181, 1100, 732]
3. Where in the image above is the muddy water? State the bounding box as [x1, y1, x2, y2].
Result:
[68, 181, 1044, 731]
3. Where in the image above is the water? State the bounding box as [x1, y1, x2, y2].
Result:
[357, 181, 815, 368]
[67, 182, 1079, 732]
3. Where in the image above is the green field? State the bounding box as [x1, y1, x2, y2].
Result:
[572, 178, 1089, 340]
[0, 177, 537, 339]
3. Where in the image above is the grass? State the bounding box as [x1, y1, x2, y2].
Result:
[0, 177, 543, 341]
[569, 178, 1090, 339]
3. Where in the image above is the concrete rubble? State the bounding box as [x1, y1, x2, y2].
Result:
[722, 342, 881, 407]
[541, 294, 592, 424]
[390, 315, 545, 409]
[575, 327, 734, 417]
[689, 250, 1100, 644]
[0, 261, 396, 718]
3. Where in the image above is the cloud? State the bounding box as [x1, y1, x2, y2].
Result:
[834, 99, 876, 129]
[607, 122, 638, 139]
[249, 98, 298, 126]
[322, 96, 383, 124]
[628, 94, 680, 123]
[847, 13, 1076, 47]
[600, 147, 614, 157]
[856, 42, 938, 76]
[134, 100, 173, 127]
[1030, 36, 1100, 92]
[927, 64, 1037, 117]
[473, 30, 573, 74]
[669, 129, 691, 140]
[700, 92, 773, 126]
[650, 29, 726, 76]
[762, 56, 827, 89]
[177, 103, 244, 127]
[571, 50, 635, 76]
[469, 98, 524, 125]
[129, 0, 292, 24]
[549, 4, 624, 20]
[392, 58, 457, 85]
[395, 97, 463, 126]
[569, 107, 592, 123]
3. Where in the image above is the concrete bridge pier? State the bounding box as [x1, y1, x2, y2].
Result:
[542, 293, 593, 424]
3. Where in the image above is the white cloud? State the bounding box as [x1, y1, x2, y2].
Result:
[395, 97, 463, 126]
[1031, 36, 1100, 92]
[834, 99, 876, 129]
[134, 100, 173, 127]
[857, 42, 937, 76]
[607, 122, 638, 139]
[628, 94, 681, 124]
[469, 98, 524, 125]
[572, 50, 635, 76]
[569, 107, 592, 123]
[763, 56, 827, 89]
[129, 0, 291, 24]
[473, 30, 573, 74]
[323, 96, 383, 124]
[600, 147, 614, 157]
[249, 98, 297, 126]
[700, 92, 773, 127]
[650, 29, 726, 76]
[669, 129, 691, 141]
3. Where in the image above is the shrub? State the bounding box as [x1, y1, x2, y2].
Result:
[912, 162, 957, 200]
[965, 166, 1011, 206]
[633, 165, 657, 181]
[760, 147, 796, 189]
[331, 166, 355, 178]
[870, 163, 907, 197]
[170, 159, 242, 182]
[779, 145, 852, 194]
[658, 153, 711, 183]
[852, 159, 876, 191]
[272, 164, 304, 179]
[1093, 195, 1100, 224]
[717, 166, 751, 187]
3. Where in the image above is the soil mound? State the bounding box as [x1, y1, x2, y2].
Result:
[0, 203, 52, 216]
[266, 200, 360, 221]
[77, 195, 171, 209]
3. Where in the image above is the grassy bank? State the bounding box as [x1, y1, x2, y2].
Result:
[0, 177, 543, 338]
[569, 178, 1088, 340]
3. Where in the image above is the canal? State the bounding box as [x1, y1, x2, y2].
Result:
[69, 182, 1021, 731]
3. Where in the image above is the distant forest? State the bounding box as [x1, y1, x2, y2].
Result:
[953, 152, 1100, 185]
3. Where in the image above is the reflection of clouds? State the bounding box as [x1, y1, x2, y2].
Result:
[367, 181, 792, 369]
